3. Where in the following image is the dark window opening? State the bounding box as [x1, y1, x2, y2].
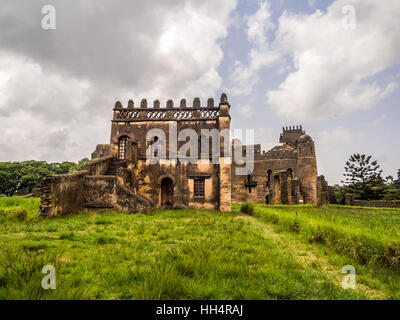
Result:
[151, 136, 160, 158]
[246, 173, 256, 193]
[194, 179, 205, 198]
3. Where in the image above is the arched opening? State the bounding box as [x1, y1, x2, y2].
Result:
[151, 136, 160, 158]
[118, 136, 130, 160]
[274, 175, 281, 204]
[161, 177, 174, 209]
[287, 168, 293, 179]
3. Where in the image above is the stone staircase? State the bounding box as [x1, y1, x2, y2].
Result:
[85, 157, 155, 214]
[105, 158, 126, 175]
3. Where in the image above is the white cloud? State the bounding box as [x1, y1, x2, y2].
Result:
[0, 0, 237, 162]
[267, 0, 400, 122]
[231, 1, 279, 96]
[314, 126, 354, 183]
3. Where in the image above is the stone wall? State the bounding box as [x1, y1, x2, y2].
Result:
[91, 144, 110, 159]
[85, 175, 154, 214]
[85, 155, 114, 175]
[39, 165, 154, 218]
[231, 158, 298, 204]
[317, 175, 330, 206]
[85, 176, 116, 209]
[114, 182, 154, 214]
[39, 170, 88, 218]
[345, 195, 400, 208]
[136, 159, 220, 210]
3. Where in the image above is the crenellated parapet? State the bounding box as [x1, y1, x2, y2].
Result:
[280, 125, 305, 147]
[112, 94, 229, 122]
[261, 146, 297, 160]
[238, 144, 297, 160]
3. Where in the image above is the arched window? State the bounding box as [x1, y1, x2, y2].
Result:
[118, 136, 129, 160]
[151, 136, 160, 158]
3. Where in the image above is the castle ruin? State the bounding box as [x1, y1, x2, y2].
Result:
[39, 93, 331, 217]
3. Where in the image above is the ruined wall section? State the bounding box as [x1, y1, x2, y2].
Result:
[296, 134, 318, 204]
[39, 171, 88, 218]
[231, 127, 320, 205]
[316, 175, 330, 206]
[91, 144, 110, 159]
[39, 156, 113, 217]
[231, 156, 298, 204]
[39, 155, 154, 217]
[85, 175, 153, 214]
[345, 195, 400, 208]
[85, 155, 114, 175]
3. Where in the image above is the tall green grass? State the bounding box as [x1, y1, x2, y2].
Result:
[0, 197, 40, 220]
[0, 197, 399, 299]
[241, 204, 400, 272]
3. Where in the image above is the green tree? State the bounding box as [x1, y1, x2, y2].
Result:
[76, 158, 90, 171]
[0, 157, 92, 196]
[342, 154, 384, 200]
[394, 169, 400, 189]
[333, 184, 346, 205]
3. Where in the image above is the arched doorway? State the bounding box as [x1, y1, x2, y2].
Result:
[161, 177, 174, 209]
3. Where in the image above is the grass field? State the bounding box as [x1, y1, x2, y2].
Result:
[0, 197, 399, 300]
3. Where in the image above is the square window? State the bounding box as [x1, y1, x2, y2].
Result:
[194, 179, 205, 198]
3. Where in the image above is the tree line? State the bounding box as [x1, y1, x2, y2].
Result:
[0, 158, 90, 196]
[1, 154, 399, 202]
[335, 153, 400, 203]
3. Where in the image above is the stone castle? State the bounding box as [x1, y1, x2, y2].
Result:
[39, 93, 332, 217]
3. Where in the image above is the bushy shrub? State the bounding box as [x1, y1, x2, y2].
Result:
[13, 208, 27, 221]
[290, 220, 302, 234]
[240, 203, 254, 215]
[59, 232, 75, 240]
[240, 203, 250, 213]
[0, 207, 27, 221]
[271, 213, 280, 225]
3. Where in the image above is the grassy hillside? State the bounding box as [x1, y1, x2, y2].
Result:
[0, 197, 399, 300]
[237, 203, 400, 272]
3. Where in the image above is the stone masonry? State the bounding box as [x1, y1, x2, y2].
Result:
[39, 93, 332, 217]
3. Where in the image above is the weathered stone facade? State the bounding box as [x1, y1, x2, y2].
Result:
[231, 126, 327, 206]
[39, 93, 331, 217]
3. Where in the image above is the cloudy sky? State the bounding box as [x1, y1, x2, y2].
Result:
[0, 0, 399, 184]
